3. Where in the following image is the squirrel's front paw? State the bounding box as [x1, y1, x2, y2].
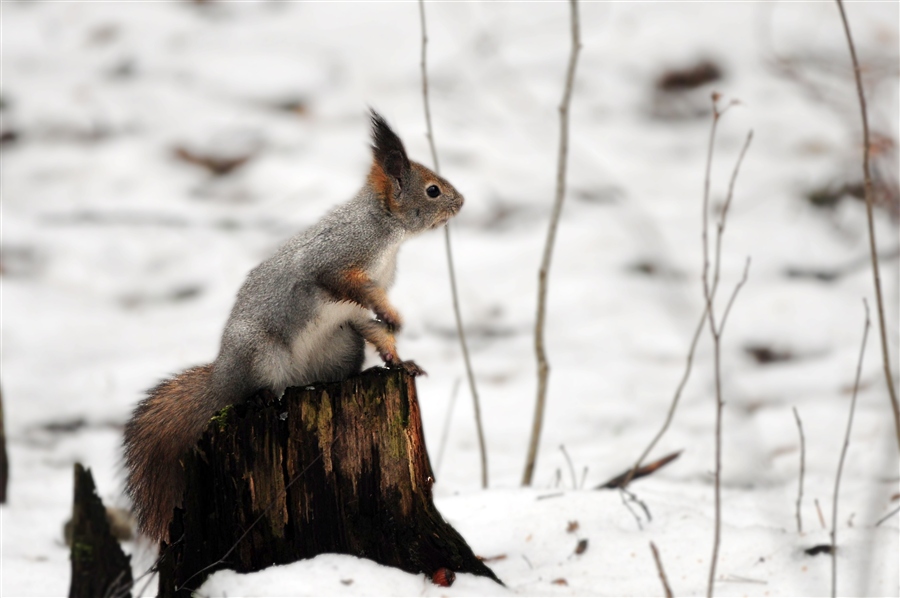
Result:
[378, 348, 397, 364]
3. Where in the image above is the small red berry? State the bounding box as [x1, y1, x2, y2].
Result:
[432, 567, 456, 587]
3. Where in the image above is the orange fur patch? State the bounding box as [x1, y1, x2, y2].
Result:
[410, 162, 437, 185]
[327, 267, 400, 327]
[367, 163, 396, 211]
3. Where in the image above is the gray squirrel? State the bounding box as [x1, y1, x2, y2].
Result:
[123, 110, 464, 542]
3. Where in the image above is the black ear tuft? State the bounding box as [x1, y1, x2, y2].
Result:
[370, 109, 410, 180]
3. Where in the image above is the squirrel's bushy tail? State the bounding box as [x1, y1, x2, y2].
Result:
[124, 364, 221, 543]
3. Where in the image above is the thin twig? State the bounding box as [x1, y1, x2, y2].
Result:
[701, 96, 753, 598]
[434, 378, 461, 478]
[417, 0, 489, 488]
[622, 309, 706, 488]
[650, 542, 675, 598]
[792, 406, 806, 534]
[835, 0, 900, 453]
[702, 109, 730, 597]
[620, 122, 751, 492]
[702, 98, 740, 321]
[619, 488, 645, 531]
[417, 0, 439, 174]
[102, 570, 130, 598]
[537, 491, 565, 501]
[718, 257, 751, 337]
[130, 533, 183, 598]
[560, 445, 578, 490]
[522, 0, 582, 487]
[816, 498, 827, 530]
[875, 505, 900, 527]
[713, 131, 754, 289]
[621, 486, 653, 522]
[705, 290, 725, 598]
[831, 300, 871, 598]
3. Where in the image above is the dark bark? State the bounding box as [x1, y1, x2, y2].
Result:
[158, 367, 500, 596]
[69, 463, 133, 598]
[0, 385, 7, 503]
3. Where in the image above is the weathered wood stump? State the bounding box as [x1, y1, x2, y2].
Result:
[157, 367, 500, 595]
[69, 463, 133, 598]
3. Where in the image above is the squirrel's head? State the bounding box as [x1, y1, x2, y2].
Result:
[368, 110, 464, 233]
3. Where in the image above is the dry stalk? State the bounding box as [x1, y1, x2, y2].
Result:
[705, 259, 750, 598]
[650, 541, 675, 598]
[522, 0, 582, 486]
[434, 378, 462, 478]
[620, 111, 752, 492]
[831, 300, 871, 598]
[792, 406, 806, 534]
[621, 310, 706, 489]
[834, 0, 900, 452]
[702, 98, 754, 598]
[417, 0, 489, 488]
[815, 498, 827, 530]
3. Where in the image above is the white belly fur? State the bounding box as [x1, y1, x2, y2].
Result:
[263, 245, 400, 391]
[289, 300, 367, 380]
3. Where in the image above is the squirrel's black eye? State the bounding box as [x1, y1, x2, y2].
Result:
[426, 185, 441, 198]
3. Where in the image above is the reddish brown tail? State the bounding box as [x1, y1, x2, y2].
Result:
[124, 364, 221, 543]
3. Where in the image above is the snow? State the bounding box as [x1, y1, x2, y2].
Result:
[2, 1, 898, 596]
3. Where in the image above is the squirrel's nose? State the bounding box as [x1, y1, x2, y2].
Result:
[454, 194, 465, 211]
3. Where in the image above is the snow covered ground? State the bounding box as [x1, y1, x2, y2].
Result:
[2, 1, 898, 596]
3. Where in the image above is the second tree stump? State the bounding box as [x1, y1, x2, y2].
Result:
[157, 367, 500, 595]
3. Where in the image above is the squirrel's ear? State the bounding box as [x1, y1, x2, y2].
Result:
[370, 110, 410, 182]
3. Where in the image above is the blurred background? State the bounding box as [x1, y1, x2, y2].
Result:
[2, 1, 898, 595]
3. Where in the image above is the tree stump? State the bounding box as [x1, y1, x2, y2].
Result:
[157, 367, 500, 596]
[0, 385, 7, 504]
[69, 463, 133, 598]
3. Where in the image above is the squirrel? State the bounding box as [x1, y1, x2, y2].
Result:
[123, 110, 464, 543]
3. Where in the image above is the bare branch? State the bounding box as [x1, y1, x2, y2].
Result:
[417, 0, 489, 488]
[706, 258, 750, 598]
[705, 302, 725, 598]
[704, 95, 753, 598]
[792, 406, 806, 534]
[718, 131, 754, 232]
[612, 92, 752, 596]
[522, 0, 582, 486]
[650, 542, 674, 598]
[700, 99, 721, 327]
[832, 300, 871, 598]
[718, 257, 751, 337]
[834, 0, 900, 452]
[713, 132, 754, 291]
